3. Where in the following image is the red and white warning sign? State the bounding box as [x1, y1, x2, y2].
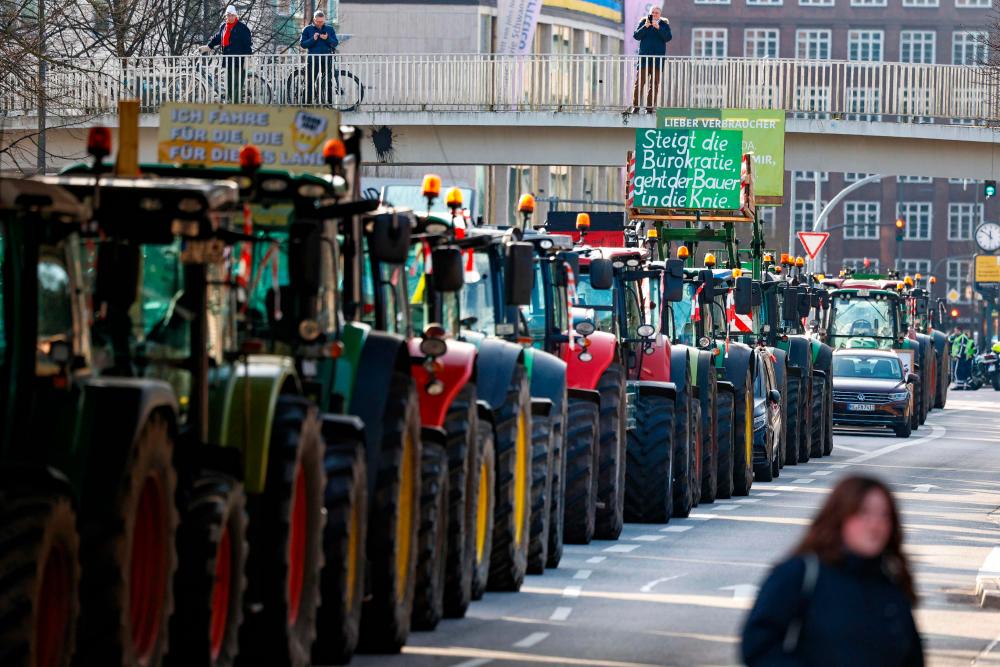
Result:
[730, 313, 754, 333]
[796, 231, 830, 260]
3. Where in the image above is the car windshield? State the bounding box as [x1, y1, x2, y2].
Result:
[832, 355, 903, 380]
[828, 295, 897, 348]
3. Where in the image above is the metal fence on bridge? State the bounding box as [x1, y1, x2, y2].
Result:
[3, 53, 995, 122]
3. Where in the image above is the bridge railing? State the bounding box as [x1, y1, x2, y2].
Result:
[4, 53, 995, 122]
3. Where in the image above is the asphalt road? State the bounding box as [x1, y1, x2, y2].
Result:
[351, 390, 1000, 667]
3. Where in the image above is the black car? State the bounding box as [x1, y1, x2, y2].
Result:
[831, 350, 913, 438]
[752, 347, 782, 481]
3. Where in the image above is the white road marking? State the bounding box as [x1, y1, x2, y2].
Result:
[719, 583, 760, 599]
[754, 492, 780, 497]
[713, 505, 737, 511]
[631, 534, 665, 542]
[845, 424, 945, 463]
[975, 547, 1000, 609]
[452, 659, 493, 667]
[550, 606, 573, 621]
[563, 585, 583, 597]
[792, 478, 815, 484]
[640, 574, 684, 592]
[829, 463, 849, 469]
[810, 471, 832, 476]
[513, 632, 550, 648]
[586, 556, 606, 564]
[910, 484, 939, 493]
[833, 445, 866, 454]
[688, 513, 718, 520]
[734, 498, 760, 504]
[573, 569, 593, 580]
[660, 525, 692, 533]
[604, 544, 640, 553]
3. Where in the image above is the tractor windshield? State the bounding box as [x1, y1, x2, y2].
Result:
[574, 271, 614, 332]
[459, 249, 496, 337]
[670, 283, 698, 346]
[827, 294, 898, 350]
[619, 275, 647, 339]
[406, 245, 458, 335]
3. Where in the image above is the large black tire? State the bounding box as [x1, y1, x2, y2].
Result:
[918, 376, 929, 426]
[487, 367, 532, 592]
[624, 391, 675, 523]
[411, 441, 449, 631]
[938, 353, 950, 406]
[672, 388, 695, 518]
[167, 474, 247, 667]
[75, 410, 178, 667]
[470, 420, 496, 601]
[239, 397, 325, 667]
[358, 375, 421, 654]
[689, 399, 703, 508]
[527, 403, 554, 574]
[594, 363, 627, 540]
[699, 375, 718, 505]
[797, 374, 813, 464]
[441, 386, 480, 619]
[822, 383, 834, 456]
[784, 375, 801, 467]
[715, 387, 735, 500]
[809, 374, 826, 458]
[562, 396, 599, 545]
[546, 400, 568, 569]
[0, 492, 80, 667]
[732, 370, 754, 497]
[910, 381, 920, 431]
[774, 362, 788, 470]
[312, 440, 368, 665]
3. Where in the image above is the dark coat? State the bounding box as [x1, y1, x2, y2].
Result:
[742, 554, 923, 667]
[633, 19, 672, 57]
[208, 19, 252, 56]
[300, 24, 339, 54]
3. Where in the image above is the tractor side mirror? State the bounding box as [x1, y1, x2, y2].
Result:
[505, 242, 535, 305]
[588, 258, 614, 290]
[95, 242, 141, 310]
[782, 287, 799, 322]
[752, 282, 763, 307]
[664, 259, 684, 302]
[698, 269, 716, 303]
[431, 246, 465, 293]
[810, 290, 821, 309]
[288, 222, 321, 297]
[368, 210, 412, 264]
[796, 287, 811, 317]
[734, 276, 753, 315]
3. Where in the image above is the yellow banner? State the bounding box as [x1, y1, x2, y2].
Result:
[975, 254, 1000, 283]
[157, 103, 340, 173]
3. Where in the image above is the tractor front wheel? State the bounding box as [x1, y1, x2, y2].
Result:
[562, 396, 599, 544]
[470, 420, 496, 601]
[715, 387, 735, 500]
[732, 371, 754, 497]
[624, 391, 674, 523]
[527, 402, 554, 574]
[411, 441, 449, 631]
[595, 363, 626, 540]
[546, 400, 568, 569]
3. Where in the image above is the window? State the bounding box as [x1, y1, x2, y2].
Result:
[956, 0, 990, 7]
[794, 86, 831, 118]
[794, 171, 829, 181]
[793, 200, 825, 232]
[759, 206, 776, 231]
[897, 175, 933, 184]
[796, 29, 831, 60]
[846, 87, 882, 121]
[949, 177, 982, 185]
[953, 31, 987, 65]
[692, 28, 728, 58]
[747, 0, 782, 5]
[549, 166, 570, 201]
[900, 31, 936, 64]
[848, 30, 884, 62]
[903, 0, 938, 6]
[845, 172, 874, 183]
[899, 259, 931, 276]
[948, 202, 981, 240]
[897, 202, 933, 240]
[843, 201, 880, 239]
[745, 28, 780, 58]
[843, 257, 880, 272]
[948, 259, 972, 302]
[851, 0, 885, 6]
[799, 0, 834, 6]
[695, 0, 731, 4]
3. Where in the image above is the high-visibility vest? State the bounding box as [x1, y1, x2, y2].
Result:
[952, 334, 967, 356]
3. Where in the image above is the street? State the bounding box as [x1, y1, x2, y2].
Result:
[353, 391, 1000, 667]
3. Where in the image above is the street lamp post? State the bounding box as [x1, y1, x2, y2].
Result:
[806, 174, 885, 274]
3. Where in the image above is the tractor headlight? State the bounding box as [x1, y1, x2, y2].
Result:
[419, 337, 448, 358]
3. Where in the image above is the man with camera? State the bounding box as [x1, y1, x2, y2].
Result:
[631, 5, 672, 113]
[300, 9, 340, 105]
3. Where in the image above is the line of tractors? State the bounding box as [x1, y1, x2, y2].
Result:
[0, 122, 952, 667]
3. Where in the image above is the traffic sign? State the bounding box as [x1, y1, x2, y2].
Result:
[947, 289, 960, 303]
[796, 231, 830, 259]
[975, 254, 1000, 283]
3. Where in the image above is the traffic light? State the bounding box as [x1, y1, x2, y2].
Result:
[950, 307, 960, 319]
[986, 180, 997, 199]
[895, 217, 905, 242]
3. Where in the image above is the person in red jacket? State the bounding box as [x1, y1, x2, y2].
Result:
[202, 5, 253, 102]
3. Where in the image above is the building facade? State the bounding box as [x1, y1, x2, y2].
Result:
[665, 0, 994, 322]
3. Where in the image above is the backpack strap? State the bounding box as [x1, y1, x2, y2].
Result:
[782, 554, 820, 654]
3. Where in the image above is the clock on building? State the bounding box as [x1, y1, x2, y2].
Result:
[975, 222, 1000, 253]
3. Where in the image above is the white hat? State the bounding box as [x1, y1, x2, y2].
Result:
[225, 4, 237, 15]
[313, 8, 324, 17]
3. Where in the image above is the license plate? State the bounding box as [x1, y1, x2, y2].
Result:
[848, 403, 875, 412]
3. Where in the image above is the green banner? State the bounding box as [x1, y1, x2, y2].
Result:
[632, 128, 743, 210]
[656, 108, 785, 201]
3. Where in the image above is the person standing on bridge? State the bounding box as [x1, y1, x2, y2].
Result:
[300, 9, 340, 105]
[202, 5, 253, 103]
[630, 5, 671, 113]
[742, 475, 923, 667]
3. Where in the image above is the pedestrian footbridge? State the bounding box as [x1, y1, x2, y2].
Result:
[4, 53, 1000, 178]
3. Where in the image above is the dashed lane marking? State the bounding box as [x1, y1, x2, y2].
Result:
[734, 498, 760, 504]
[586, 556, 606, 564]
[829, 463, 849, 469]
[563, 585, 583, 598]
[604, 544, 641, 553]
[845, 424, 945, 463]
[792, 478, 815, 484]
[513, 632, 550, 648]
[660, 525, 692, 533]
[688, 513, 718, 520]
[550, 606, 573, 621]
[713, 505, 737, 511]
[630, 534, 665, 542]
[574, 569, 593, 580]
[452, 659, 493, 667]
[811, 471, 832, 476]
[754, 492, 780, 497]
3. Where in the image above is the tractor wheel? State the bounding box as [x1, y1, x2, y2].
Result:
[689, 399, 703, 508]
[918, 378, 929, 425]
[359, 374, 421, 653]
[0, 492, 80, 667]
[527, 403, 554, 574]
[239, 397, 325, 667]
[797, 376, 813, 464]
[672, 388, 694, 518]
[487, 367, 532, 591]
[595, 363, 626, 540]
[546, 400, 568, 569]
[809, 375, 826, 458]
[784, 375, 800, 467]
[775, 365, 787, 470]
[411, 441, 449, 631]
[715, 387, 735, 500]
[441, 385, 479, 619]
[167, 474, 247, 667]
[624, 391, 674, 523]
[823, 385, 834, 456]
[311, 440, 368, 665]
[938, 356, 950, 406]
[910, 383, 920, 432]
[76, 410, 178, 667]
[562, 396, 599, 544]
[470, 421, 496, 601]
[699, 375, 718, 505]
[732, 371, 754, 497]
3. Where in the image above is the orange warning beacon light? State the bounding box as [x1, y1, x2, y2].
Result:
[239, 144, 263, 173]
[677, 245, 690, 260]
[322, 138, 346, 166]
[87, 127, 112, 161]
[576, 213, 591, 231]
[422, 173, 442, 210]
[445, 187, 463, 211]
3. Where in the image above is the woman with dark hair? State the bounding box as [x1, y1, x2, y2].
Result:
[741, 475, 923, 666]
